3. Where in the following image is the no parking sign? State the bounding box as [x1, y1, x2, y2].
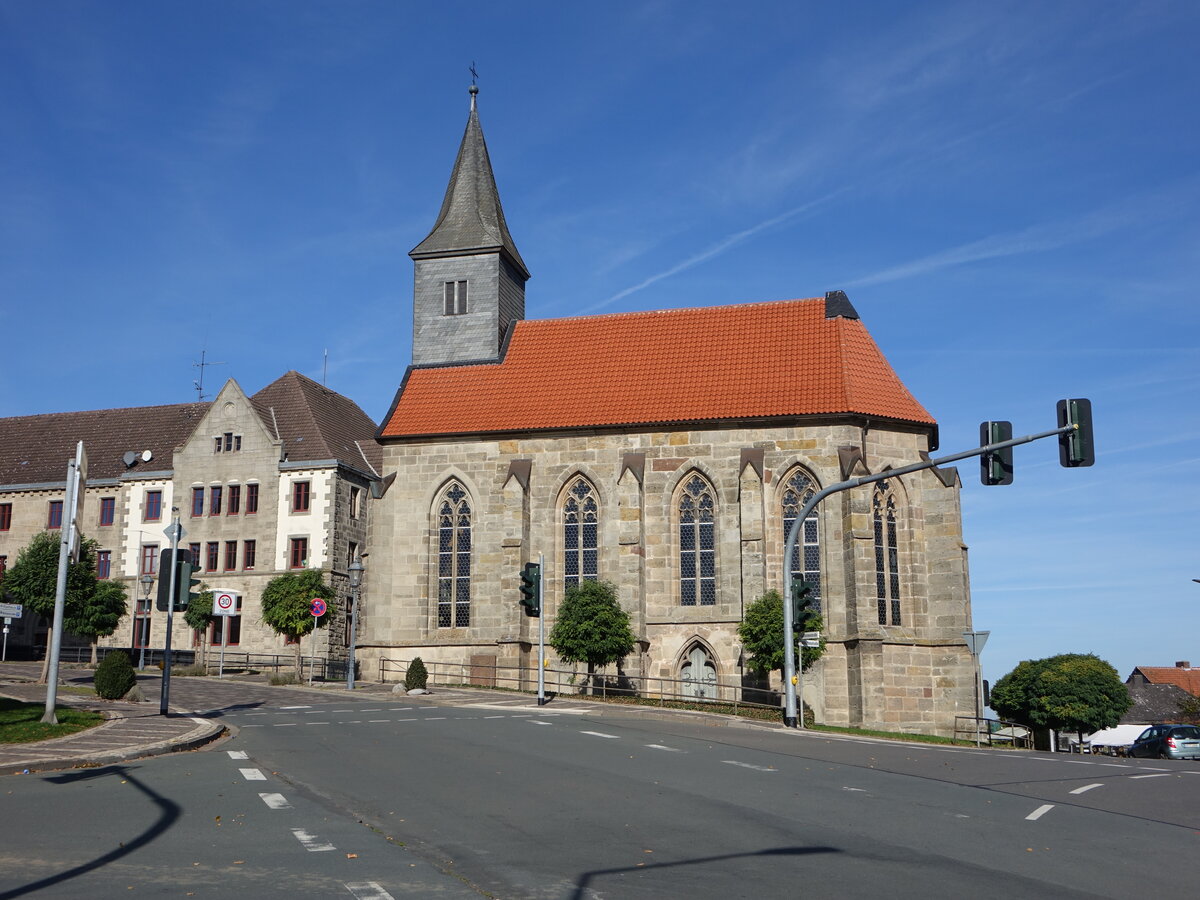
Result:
[212, 591, 240, 617]
[309, 598, 327, 617]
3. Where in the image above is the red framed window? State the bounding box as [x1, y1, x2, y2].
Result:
[141, 544, 159, 575]
[96, 550, 111, 579]
[144, 491, 163, 522]
[0, 503, 11, 531]
[48, 500, 64, 529]
[210, 486, 222, 516]
[292, 481, 310, 513]
[191, 487, 205, 517]
[289, 537, 308, 569]
[224, 541, 237, 570]
[243, 539, 256, 570]
[246, 483, 259, 515]
[228, 485, 241, 515]
[206, 542, 219, 572]
[99, 497, 115, 527]
[0, 555, 7, 577]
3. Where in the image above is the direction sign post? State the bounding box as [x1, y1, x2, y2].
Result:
[306, 598, 327, 685]
[963, 630, 991, 746]
[43, 442, 86, 724]
[0, 604, 20, 663]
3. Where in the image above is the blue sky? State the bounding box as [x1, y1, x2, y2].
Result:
[3, 1, 1198, 692]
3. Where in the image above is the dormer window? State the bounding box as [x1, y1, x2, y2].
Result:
[214, 433, 242, 453]
[443, 280, 468, 316]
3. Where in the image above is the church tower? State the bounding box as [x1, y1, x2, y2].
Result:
[409, 85, 530, 366]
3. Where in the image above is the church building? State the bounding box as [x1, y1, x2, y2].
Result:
[367, 87, 977, 734]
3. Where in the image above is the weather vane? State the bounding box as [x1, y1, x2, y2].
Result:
[469, 62, 478, 86]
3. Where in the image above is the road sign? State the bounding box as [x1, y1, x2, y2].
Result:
[963, 631, 990, 656]
[0, 603, 22, 619]
[163, 522, 186, 543]
[212, 591, 240, 617]
[801, 630, 821, 648]
[309, 598, 327, 617]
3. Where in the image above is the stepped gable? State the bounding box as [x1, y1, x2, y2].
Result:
[251, 371, 382, 474]
[0, 403, 209, 485]
[380, 297, 935, 439]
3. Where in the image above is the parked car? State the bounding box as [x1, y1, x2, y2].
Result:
[1127, 724, 1200, 760]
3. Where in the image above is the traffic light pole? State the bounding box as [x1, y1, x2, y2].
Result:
[159, 514, 182, 716]
[537, 551, 546, 706]
[781, 421, 1077, 728]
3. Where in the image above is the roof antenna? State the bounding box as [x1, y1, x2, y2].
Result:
[323, 348, 328, 387]
[193, 349, 225, 402]
[469, 61, 479, 110]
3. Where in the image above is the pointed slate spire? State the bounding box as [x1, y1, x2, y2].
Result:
[410, 85, 529, 279]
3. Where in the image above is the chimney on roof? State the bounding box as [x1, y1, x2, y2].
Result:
[825, 290, 859, 320]
[1176, 661, 1191, 668]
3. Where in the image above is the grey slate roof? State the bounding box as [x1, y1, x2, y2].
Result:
[1120, 682, 1193, 725]
[0, 403, 209, 486]
[250, 371, 382, 475]
[409, 94, 529, 279]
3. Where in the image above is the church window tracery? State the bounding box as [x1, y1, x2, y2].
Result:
[874, 481, 901, 625]
[437, 481, 472, 627]
[563, 477, 598, 590]
[678, 473, 716, 606]
[781, 469, 821, 603]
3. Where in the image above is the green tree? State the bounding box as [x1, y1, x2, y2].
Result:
[737, 589, 825, 678]
[3, 532, 103, 682]
[548, 580, 635, 693]
[260, 570, 335, 676]
[183, 584, 216, 668]
[66, 579, 128, 666]
[990, 653, 1132, 740]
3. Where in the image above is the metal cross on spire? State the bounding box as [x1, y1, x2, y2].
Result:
[469, 61, 478, 86]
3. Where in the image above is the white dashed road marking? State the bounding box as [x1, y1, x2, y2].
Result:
[581, 731, 620, 739]
[1069, 783, 1104, 794]
[1130, 773, 1172, 779]
[1026, 804, 1055, 821]
[723, 760, 776, 772]
[842, 786, 867, 792]
[239, 768, 267, 781]
[645, 744, 683, 752]
[279, 706, 311, 710]
[292, 828, 336, 852]
[226, 750, 248, 760]
[528, 720, 552, 726]
[259, 792, 292, 809]
[345, 883, 396, 900]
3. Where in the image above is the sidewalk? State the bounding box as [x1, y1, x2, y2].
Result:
[0, 662, 225, 776]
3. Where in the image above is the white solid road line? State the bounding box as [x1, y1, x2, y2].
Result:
[239, 768, 267, 781]
[1026, 804, 1055, 821]
[345, 882, 396, 900]
[580, 730, 620, 739]
[723, 760, 776, 772]
[1069, 783, 1104, 794]
[258, 792, 292, 809]
[291, 828, 336, 852]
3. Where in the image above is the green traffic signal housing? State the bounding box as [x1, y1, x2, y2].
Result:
[790, 576, 817, 631]
[181, 559, 202, 611]
[979, 420, 1014, 485]
[155, 548, 198, 611]
[1057, 398, 1095, 467]
[519, 561, 541, 617]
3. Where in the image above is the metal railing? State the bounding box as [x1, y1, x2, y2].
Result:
[40, 645, 345, 680]
[379, 656, 782, 713]
[954, 715, 1032, 749]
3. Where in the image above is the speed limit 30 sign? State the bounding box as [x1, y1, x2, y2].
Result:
[212, 591, 240, 617]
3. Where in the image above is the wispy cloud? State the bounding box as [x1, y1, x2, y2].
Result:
[586, 190, 844, 313]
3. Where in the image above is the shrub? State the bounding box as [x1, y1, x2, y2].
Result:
[172, 664, 208, 677]
[269, 672, 298, 686]
[405, 657, 428, 690]
[94, 651, 137, 700]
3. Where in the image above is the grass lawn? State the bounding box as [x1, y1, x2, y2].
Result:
[0, 697, 104, 744]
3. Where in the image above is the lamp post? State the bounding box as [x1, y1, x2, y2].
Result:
[346, 554, 364, 691]
[138, 573, 154, 669]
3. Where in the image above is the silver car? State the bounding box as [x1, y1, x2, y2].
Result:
[1128, 724, 1200, 760]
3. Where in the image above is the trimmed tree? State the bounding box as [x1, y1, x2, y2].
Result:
[548, 580, 635, 693]
[260, 570, 335, 677]
[66, 578, 128, 666]
[738, 589, 826, 680]
[990, 653, 1132, 742]
[3, 532, 103, 682]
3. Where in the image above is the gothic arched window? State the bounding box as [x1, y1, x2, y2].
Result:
[679, 643, 717, 699]
[679, 473, 716, 606]
[781, 469, 821, 603]
[874, 481, 901, 625]
[436, 482, 472, 628]
[563, 477, 599, 591]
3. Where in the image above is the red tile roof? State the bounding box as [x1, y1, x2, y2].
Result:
[1131, 667, 1200, 697]
[380, 298, 935, 439]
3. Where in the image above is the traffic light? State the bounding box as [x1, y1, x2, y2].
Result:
[1057, 398, 1094, 467]
[155, 549, 198, 611]
[519, 562, 541, 617]
[979, 420, 1014, 485]
[790, 577, 817, 631]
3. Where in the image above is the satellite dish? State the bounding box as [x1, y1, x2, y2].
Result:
[123, 451, 137, 467]
[141, 449, 153, 462]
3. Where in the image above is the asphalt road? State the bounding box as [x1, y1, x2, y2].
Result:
[2, 678, 1196, 898]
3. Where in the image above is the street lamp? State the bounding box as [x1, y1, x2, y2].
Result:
[346, 554, 365, 691]
[138, 573, 154, 670]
